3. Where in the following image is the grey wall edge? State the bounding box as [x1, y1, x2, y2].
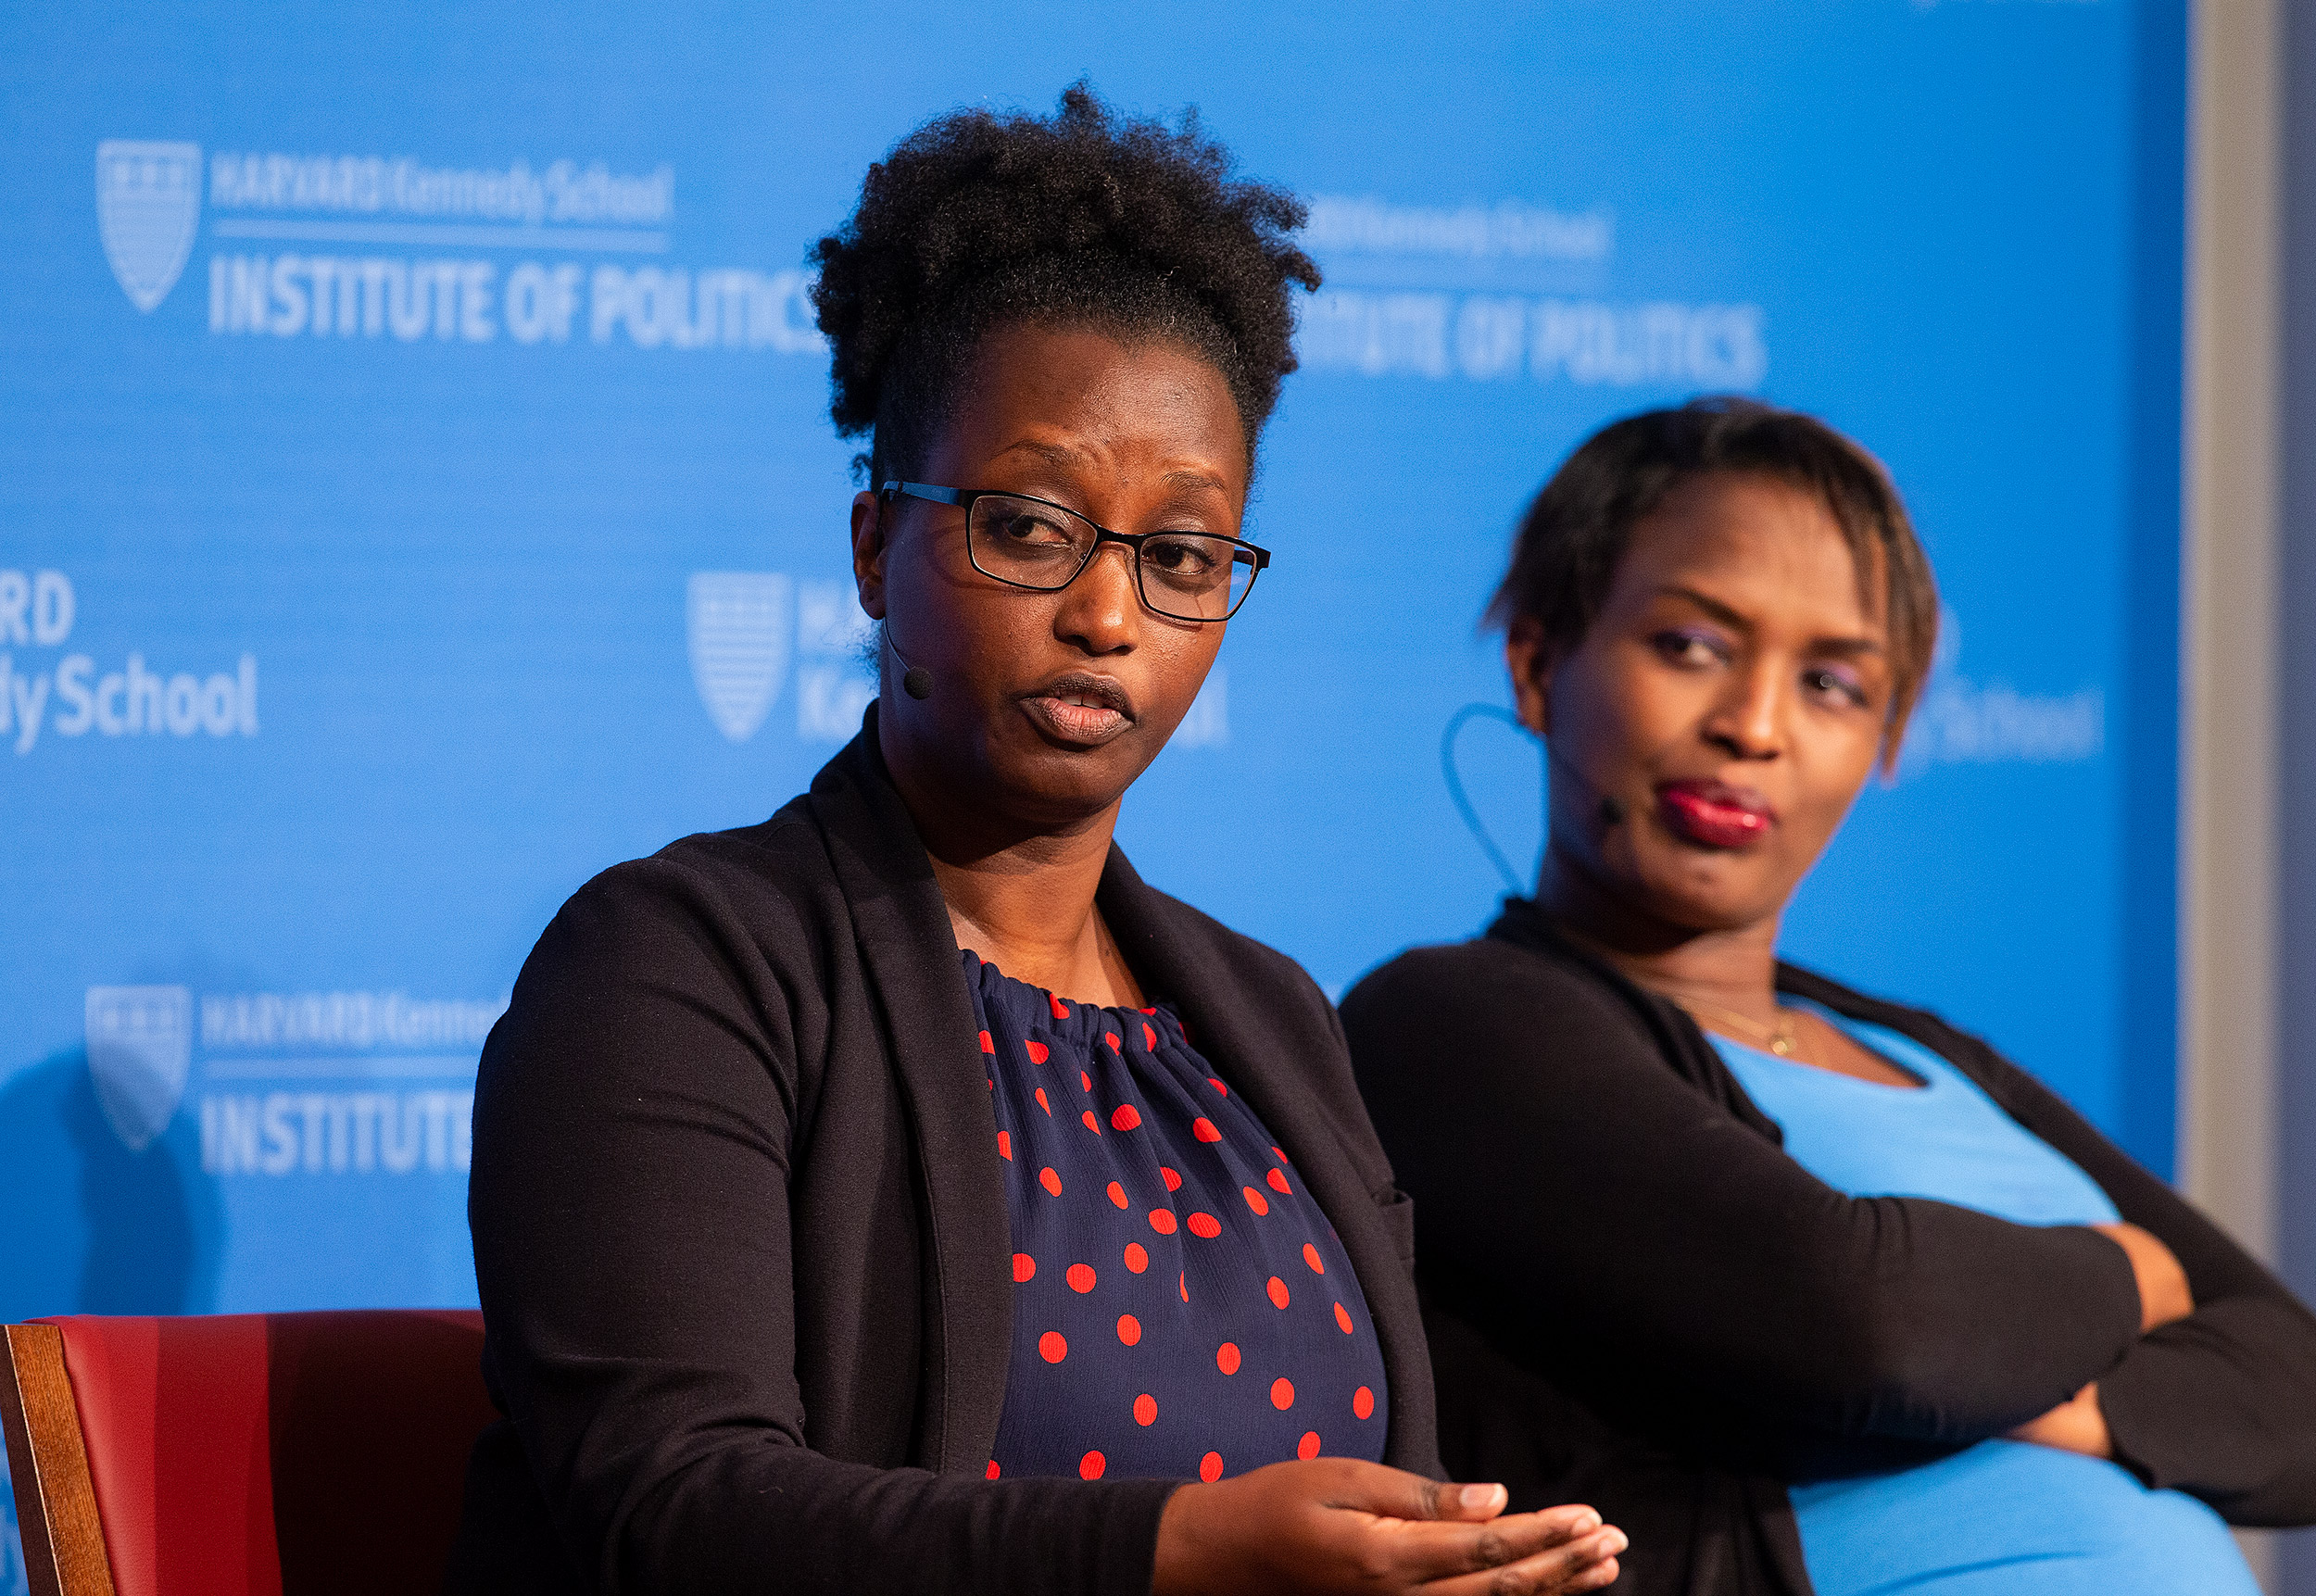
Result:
[2184, 0, 2285, 1589]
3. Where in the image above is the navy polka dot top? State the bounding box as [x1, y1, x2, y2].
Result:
[968, 950, 1388, 1483]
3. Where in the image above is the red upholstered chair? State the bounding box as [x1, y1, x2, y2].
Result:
[0, 1311, 494, 1596]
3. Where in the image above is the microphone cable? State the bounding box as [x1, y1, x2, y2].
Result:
[1441, 702, 1538, 897]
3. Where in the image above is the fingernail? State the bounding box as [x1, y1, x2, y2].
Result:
[1600, 1530, 1628, 1556]
[1574, 1511, 1602, 1534]
[1458, 1483, 1501, 1511]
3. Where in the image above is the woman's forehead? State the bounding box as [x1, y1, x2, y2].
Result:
[938, 325, 1248, 481]
[1619, 474, 1888, 631]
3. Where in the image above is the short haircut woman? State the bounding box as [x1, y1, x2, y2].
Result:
[1346, 398, 2316, 1596]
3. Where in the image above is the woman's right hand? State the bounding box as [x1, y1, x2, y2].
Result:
[1151, 1459, 1624, 1596]
[2093, 1222, 2193, 1332]
[2006, 1382, 2112, 1458]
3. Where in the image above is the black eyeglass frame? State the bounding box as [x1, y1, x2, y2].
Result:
[877, 481, 1271, 623]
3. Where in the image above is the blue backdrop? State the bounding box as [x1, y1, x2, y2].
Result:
[0, 3, 2184, 1585]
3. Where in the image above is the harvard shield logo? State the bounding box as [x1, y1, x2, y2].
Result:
[84, 985, 192, 1152]
[96, 141, 201, 312]
[687, 572, 792, 742]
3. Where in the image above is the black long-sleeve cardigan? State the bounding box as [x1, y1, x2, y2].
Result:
[1342, 899, 2316, 1596]
[443, 715, 1440, 1596]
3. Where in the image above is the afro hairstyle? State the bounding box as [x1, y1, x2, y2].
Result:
[811, 82, 1320, 486]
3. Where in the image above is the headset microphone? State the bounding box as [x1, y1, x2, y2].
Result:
[1544, 737, 1626, 830]
[883, 625, 934, 701]
[1444, 703, 1627, 897]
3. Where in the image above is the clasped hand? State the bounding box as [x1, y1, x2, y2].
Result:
[1152, 1458, 1624, 1595]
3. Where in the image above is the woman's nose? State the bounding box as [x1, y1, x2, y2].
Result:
[1706, 664, 1785, 759]
[1052, 542, 1139, 655]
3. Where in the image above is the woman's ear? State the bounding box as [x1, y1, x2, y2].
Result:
[850, 491, 890, 621]
[1504, 616, 1555, 738]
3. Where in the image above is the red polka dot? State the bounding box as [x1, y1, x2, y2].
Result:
[1266, 1168, 1291, 1195]
[1081, 1110, 1101, 1135]
[1134, 1393, 1157, 1426]
[1034, 1087, 1051, 1116]
[1140, 1006, 1156, 1016]
[1051, 995, 1070, 1019]
[1216, 1341, 1241, 1375]
[1242, 1187, 1269, 1216]
[1187, 1212, 1222, 1238]
[1107, 1180, 1129, 1210]
[1207, 1076, 1229, 1097]
[1117, 1313, 1142, 1346]
[1079, 1450, 1104, 1479]
[1148, 1208, 1177, 1235]
[1298, 1431, 1321, 1460]
[1124, 1242, 1149, 1273]
[1271, 1146, 1288, 1162]
[1191, 1117, 1222, 1143]
[1079, 1070, 1092, 1093]
[1143, 1022, 1158, 1050]
[1039, 1166, 1062, 1196]
[1303, 1243, 1325, 1275]
[1111, 1103, 1142, 1131]
[979, 1031, 995, 1054]
[1160, 1166, 1183, 1192]
[997, 1131, 1012, 1161]
[986, 1459, 1001, 1478]
[1038, 1331, 1067, 1363]
[1012, 1252, 1035, 1282]
[1266, 1276, 1290, 1310]
[1179, 1272, 1189, 1302]
[1026, 1040, 1050, 1064]
[1104, 1031, 1121, 1052]
[1334, 1301, 1354, 1334]
[1353, 1386, 1376, 1420]
[1066, 1263, 1096, 1293]
[1271, 1376, 1295, 1410]
[1199, 1451, 1224, 1482]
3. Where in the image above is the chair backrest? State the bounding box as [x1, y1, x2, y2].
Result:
[1, 1311, 493, 1596]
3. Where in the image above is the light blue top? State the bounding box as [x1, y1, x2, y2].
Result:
[1712, 1012, 2255, 1596]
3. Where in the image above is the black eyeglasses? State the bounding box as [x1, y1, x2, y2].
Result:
[878, 483, 1269, 622]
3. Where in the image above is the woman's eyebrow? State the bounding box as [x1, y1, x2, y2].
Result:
[1814, 635, 1887, 659]
[991, 438, 1087, 471]
[1659, 584, 1752, 628]
[987, 441, 1230, 508]
[1659, 585, 1886, 655]
[1162, 466, 1229, 493]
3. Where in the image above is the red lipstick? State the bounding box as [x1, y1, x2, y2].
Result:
[1656, 780, 1775, 850]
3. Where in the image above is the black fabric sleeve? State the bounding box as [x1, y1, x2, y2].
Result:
[1342, 944, 2145, 1454]
[466, 858, 1175, 1596]
[1940, 1036, 2316, 1524]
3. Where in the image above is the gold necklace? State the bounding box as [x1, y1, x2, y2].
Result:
[1675, 994, 1802, 1058]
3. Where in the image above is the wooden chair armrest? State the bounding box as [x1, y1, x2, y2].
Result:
[0, 1324, 115, 1596]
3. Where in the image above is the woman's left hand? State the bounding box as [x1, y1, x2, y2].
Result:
[2006, 1383, 2111, 1458]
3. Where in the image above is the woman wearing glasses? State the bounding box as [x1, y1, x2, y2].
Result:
[1344, 400, 2316, 1595]
[446, 89, 1623, 1596]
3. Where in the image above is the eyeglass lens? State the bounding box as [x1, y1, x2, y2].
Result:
[966, 494, 1255, 622]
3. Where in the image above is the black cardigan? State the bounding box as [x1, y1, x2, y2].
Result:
[443, 717, 1439, 1596]
[1342, 899, 2316, 1596]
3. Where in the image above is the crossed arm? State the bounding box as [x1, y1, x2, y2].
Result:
[2005, 1221, 2195, 1458]
[1346, 945, 2316, 1524]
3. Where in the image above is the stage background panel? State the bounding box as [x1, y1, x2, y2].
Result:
[0, 4, 2184, 1587]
